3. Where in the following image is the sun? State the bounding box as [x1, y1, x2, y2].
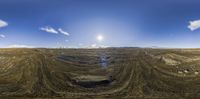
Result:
[97, 35, 104, 42]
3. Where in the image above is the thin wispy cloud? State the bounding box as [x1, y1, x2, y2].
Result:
[90, 43, 97, 48]
[78, 43, 83, 46]
[40, 26, 70, 36]
[58, 28, 70, 36]
[0, 34, 5, 38]
[188, 19, 200, 31]
[6, 44, 35, 48]
[40, 26, 58, 34]
[88, 43, 109, 48]
[0, 19, 8, 28]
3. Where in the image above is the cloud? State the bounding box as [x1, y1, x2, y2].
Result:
[0, 34, 5, 38]
[7, 44, 35, 48]
[40, 26, 58, 34]
[100, 45, 109, 48]
[40, 26, 70, 36]
[58, 28, 70, 36]
[91, 43, 97, 48]
[0, 20, 8, 28]
[79, 43, 83, 46]
[188, 19, 200, 31]
[88, 43, 109, 48]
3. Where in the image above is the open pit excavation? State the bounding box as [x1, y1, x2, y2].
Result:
[0, 48, 200, 98]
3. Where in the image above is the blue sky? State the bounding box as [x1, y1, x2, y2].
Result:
[0, 0, 200, 48]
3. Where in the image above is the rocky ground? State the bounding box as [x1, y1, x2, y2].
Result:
[0, 48, 200, 98]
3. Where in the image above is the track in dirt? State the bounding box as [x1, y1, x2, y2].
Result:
[0, 48, 200, 98]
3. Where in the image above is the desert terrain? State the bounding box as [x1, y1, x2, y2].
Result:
[0, 48, 200, 98]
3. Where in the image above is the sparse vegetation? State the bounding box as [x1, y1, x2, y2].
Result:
[0, 48, 200, 98]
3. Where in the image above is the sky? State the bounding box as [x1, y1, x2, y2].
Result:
[1, 0, 200, 48]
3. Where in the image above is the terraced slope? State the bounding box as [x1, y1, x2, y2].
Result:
[0, 48, 200, 98]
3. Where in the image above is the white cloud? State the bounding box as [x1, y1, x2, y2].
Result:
[0, 34, 5, 38]
[188, 19, 200, 31]
[91, 43, 97, 48]
[0, 20, 8, 28]
[7, 44, 35, 48]
[40, 26, 58, 34]
[79, 43, 83, 46]
[66, 46, 78, 48]
[87, 43, 109, 48]
[100, 45, 109, 48]
[40, 27, 70, 36]
[58, 28, 70, 36]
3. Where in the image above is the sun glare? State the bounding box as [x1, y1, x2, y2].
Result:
[97, 35, 104, 42]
